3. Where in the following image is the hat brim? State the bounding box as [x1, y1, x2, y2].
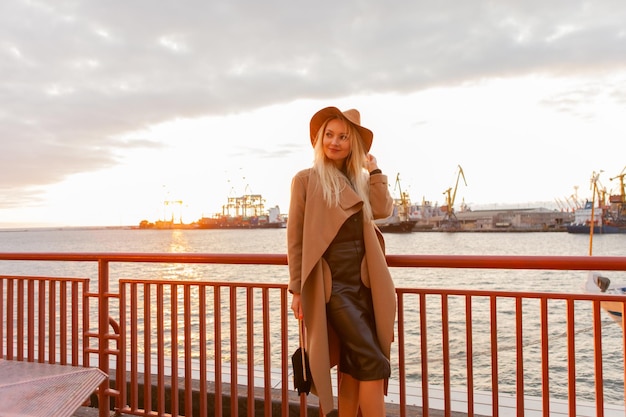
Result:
[309, 107, 373, 152]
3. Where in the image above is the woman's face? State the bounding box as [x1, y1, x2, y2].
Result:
[322, 118, 351, 168]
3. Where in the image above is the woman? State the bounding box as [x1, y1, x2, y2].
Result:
[287, 106, 397, 417]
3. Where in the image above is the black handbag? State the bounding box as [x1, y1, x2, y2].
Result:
[292, 318, 312, 395]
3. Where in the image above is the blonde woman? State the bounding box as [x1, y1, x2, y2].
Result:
[287, 107, 396, 417]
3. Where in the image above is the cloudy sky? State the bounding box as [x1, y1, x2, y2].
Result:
[1, 0, 625, 227]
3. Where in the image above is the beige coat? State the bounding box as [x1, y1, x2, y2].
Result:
[287, 168, 397, 415]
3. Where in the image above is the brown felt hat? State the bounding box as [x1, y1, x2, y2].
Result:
[309, 107, 373, 152]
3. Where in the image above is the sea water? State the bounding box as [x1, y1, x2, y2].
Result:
[1, 228, 625, 404]
[2, 228, 624, 286]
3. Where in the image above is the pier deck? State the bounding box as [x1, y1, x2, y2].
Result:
[72, 364, 623, 417]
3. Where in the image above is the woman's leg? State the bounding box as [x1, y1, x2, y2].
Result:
[358, 379, 386, 417]
[338, 373, 359, 417]
[338, 374, 386, 417]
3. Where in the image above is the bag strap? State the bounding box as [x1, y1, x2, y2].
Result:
[298, 318, 305, 347]
[298, 318, 308, 382]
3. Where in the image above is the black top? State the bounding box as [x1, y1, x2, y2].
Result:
[330, 210, 363, 244]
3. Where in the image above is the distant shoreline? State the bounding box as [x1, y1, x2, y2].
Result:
[0, 225, 136, 232]
[0, 225, 574, 233]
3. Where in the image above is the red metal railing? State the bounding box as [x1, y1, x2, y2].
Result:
[394, 286, 626, 417]
[116, 279, 290, 417]
[0, 275, 90, 365]
[1, 252, 626, 417]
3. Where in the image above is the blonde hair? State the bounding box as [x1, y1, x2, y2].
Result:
[312, 116, 373, 222]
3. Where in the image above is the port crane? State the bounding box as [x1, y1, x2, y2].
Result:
[595, 180, 608, 208]
[393, 173, 411, 222]
[609, 166, 626, 204]
[554, 197, 568, 212]
[608, 166, 626, 221]
[588, 171, 602, 255]
[441, 165, 467, 230]
[163, 200, 183, 224]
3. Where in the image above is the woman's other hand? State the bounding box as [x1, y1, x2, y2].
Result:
[291, 293, 303, 319]
[365, 153, 379, 172]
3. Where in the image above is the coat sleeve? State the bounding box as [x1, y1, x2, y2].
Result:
[369, 173, 394, 220]
[287, 171, 307, 294]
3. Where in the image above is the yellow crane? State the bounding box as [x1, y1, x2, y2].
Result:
[393, 173, 410, 222]
[441, 165, 467, 229]
[442, 165, 467, 216]
[609, 166, 626, 204]
[588, 171, 602, 256]
[608, 166, 626, 222]
[592, 176, 607, 208]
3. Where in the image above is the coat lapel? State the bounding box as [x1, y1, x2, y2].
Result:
[300, 173, 363, 291]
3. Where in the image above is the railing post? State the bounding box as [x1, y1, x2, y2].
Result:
[98, 259, 110, 417]
[592, 301, 605, 417]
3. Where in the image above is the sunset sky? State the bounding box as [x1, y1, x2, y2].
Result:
[1, 1, 625, 228]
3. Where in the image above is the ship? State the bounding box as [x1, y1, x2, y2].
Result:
[375, 174, 417, 233]
[566, 168, 626, 234]
[566, 200, 626, 234]
[408, 199, 441, 231]
[197, 194, 286, 229]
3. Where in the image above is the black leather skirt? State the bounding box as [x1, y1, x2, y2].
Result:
[323, 239, 391, 381]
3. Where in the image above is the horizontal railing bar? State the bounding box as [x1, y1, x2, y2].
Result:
[118, 279, 286, 289]
[396, 286, 626, 302]
[1, 252, 626, 271]
[386, 254, 626, 270]
[0, 274, 89, 282]
[0, 252, 289, 264]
